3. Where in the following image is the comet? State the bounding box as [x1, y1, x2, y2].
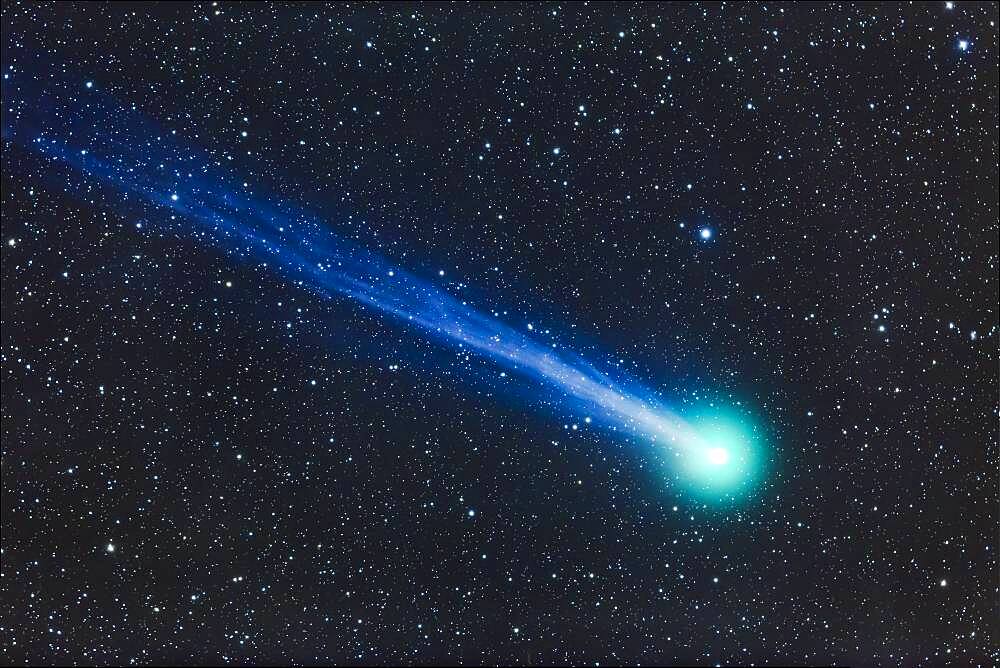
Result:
[3, 80, 764, 499]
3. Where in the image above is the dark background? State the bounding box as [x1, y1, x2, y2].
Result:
[2, 2, 997, 665]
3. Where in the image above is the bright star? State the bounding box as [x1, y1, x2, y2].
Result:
[700, 228, 713, 240]
[958, 39, 969, 51]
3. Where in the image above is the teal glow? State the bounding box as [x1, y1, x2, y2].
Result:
[672, 406, 767, 502]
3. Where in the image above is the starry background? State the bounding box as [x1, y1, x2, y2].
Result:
[1, 2, 997, 665]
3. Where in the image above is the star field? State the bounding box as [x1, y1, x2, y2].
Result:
[1, 2, 998, 665]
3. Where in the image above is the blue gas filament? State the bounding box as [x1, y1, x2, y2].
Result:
[9, 88, 759, 494]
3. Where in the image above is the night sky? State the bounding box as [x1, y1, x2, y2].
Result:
[1, 2, 998, 666]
